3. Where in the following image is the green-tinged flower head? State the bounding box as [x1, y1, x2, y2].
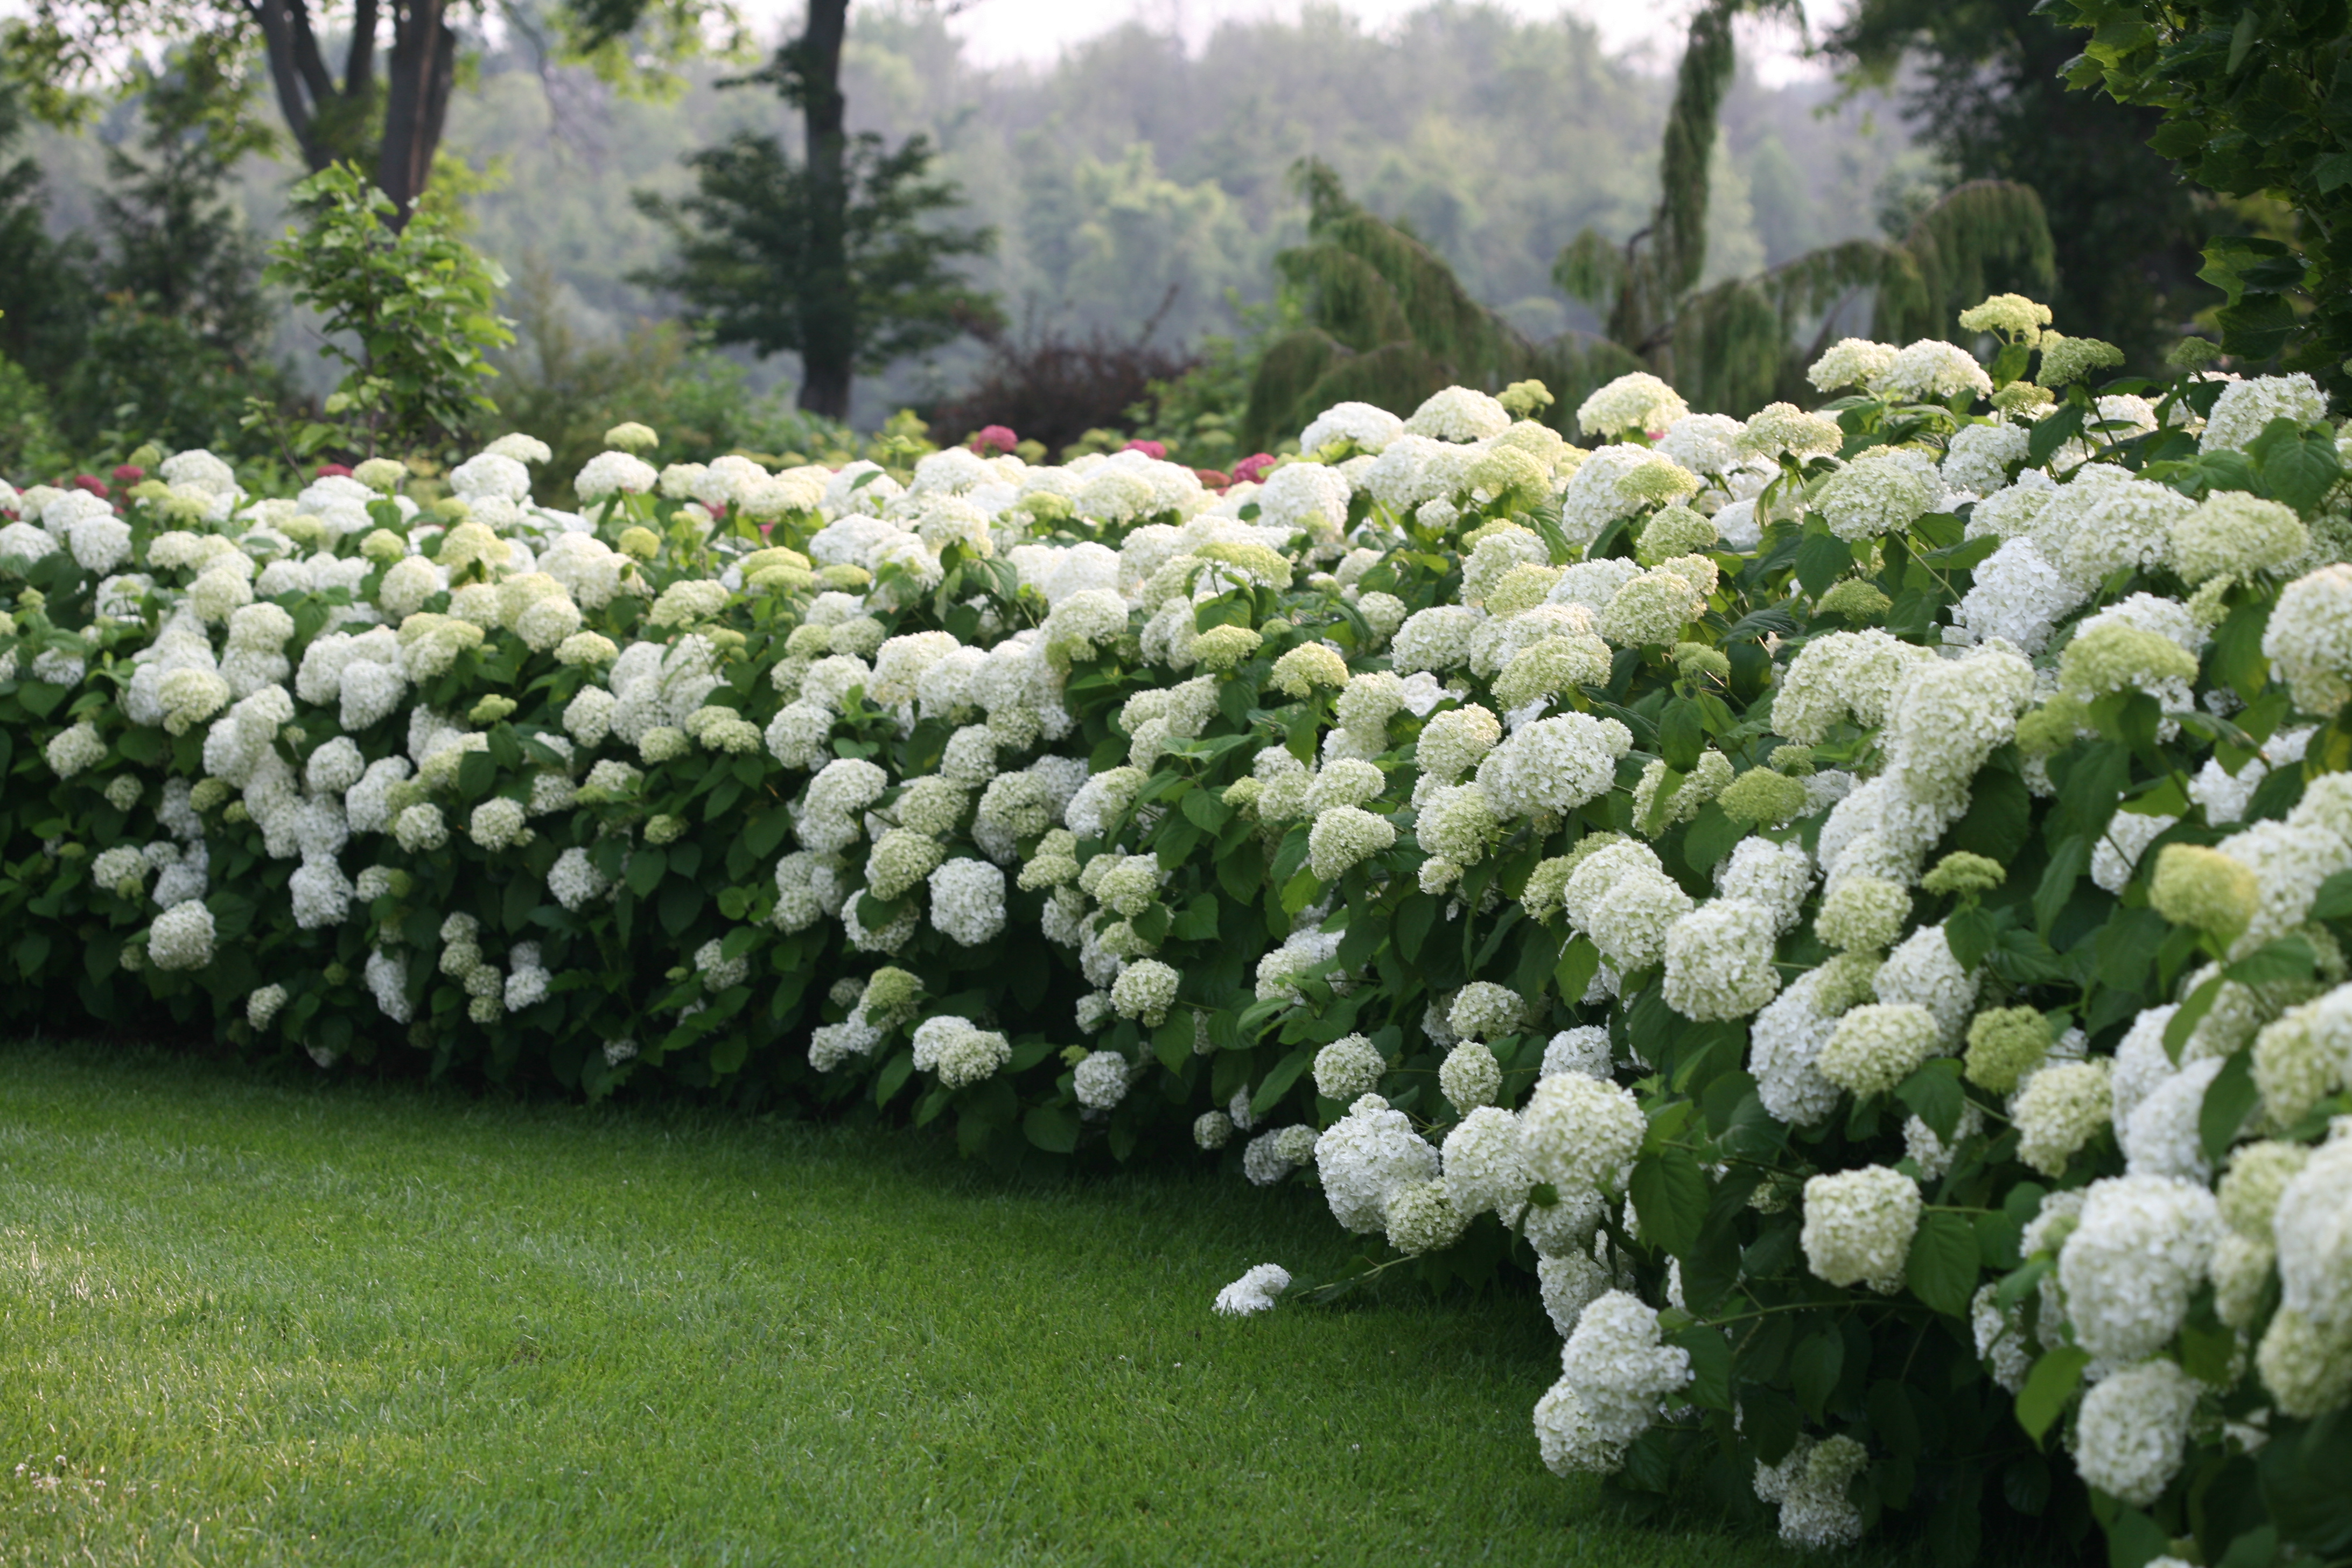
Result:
[1616, 457, 1704, 507]
[617, 526, 660, 561]
[1717, 766, 1809, 826]
[1992, 382, 2055, 417]
[741, 545, 812, 575]
[1738, 402, 1844, 461]
[1958, 293, 2052, 347]
[817, 563, 872, 592]
[1222, 776, 1265, 812]
[1467, 444, 1550, 506]
[1816, 579, 1892, 623]
[1671, 641, 1730, 682]
[1499, 380, 1555, 417]
[857, 967, 922, 1025]
[1196, 540, 1293, 587]
[1923, 852, 2006, 898]
[751, 563, 817, 593]
[432, 496, 470, 523]
[1269, 642, 1348, 699]
[1019, 491, 1074, 526]
[2150, 843, 2258, 937]
[2014, 693, 2089, 758]
[1815, 875, 1910, 951]
[469, 695, 517, 725]
[2057, 623, 2199, 698]
[1492, 635, 1609, 709]
[1191, 623, 1262, 671]
[2036, 332, 2126, 389]
[1963, 1006, 2050, 1092]
[1769, 744, 1816, 775]
[360, 528, 407, 565]
[125, 442, 163, 470]
[604, 422, 659, 453]
[556, 632, 618, 666]
[128, 479, 171, 504]
[644, 813, 687, 846]
[354, 457, 407, 493]
[2167, 335, 2223, 369]
[2171, 492, 2309, 586]
[2219, 1140, 2309, 1242]
[1483, 563, 1562, 617]
[1522, 856, 1577, 924]
[1637, 505, 1717, 565]
[190, 777, 230, 812]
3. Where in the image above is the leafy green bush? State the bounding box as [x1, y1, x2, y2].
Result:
[0, 297, 2349, 1567]
[260, 163, 515, 463]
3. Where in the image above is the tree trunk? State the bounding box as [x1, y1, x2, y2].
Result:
[378, 0, 456, 226]
[796, 0, 854, 421]
[246, 0, 451, 222]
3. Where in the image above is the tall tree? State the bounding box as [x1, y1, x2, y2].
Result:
[0, 80, 94, 385]
[634, 9, 998, 421]
[0, 0, 708, 219]
[1553, 0, 2053, 412]
[93, 51, 276, 362]
[1822, 0, 2219, 372]
[2033, 0, 2352, 394]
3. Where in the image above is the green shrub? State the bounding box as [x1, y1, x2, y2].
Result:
[1, 299, 2349, 1568]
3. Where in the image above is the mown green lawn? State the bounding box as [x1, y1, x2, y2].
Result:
[0, 1039, 1803, 1566]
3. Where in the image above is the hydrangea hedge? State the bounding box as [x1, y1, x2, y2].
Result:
[6, 300, 2352, 1565]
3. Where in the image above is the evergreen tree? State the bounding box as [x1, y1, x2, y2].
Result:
[0, 80, 94, 390]
[91, 53, 275, 366]
[3, 0, 710, 219]
[1823, 0, 2218, 371]
[41, 53, 289, 455]
[633, 29, 998, 422]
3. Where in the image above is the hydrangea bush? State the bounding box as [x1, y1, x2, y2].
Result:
[5, 303, 2352, 1565]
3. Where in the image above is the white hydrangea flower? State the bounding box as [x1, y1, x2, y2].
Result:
[2264, 564, 2352, 716]
[1300, 401, 1404, 454]
[1073, 1049, 1132, 1110]
[148, 899, 215, 970]
[1404, 385, 1511, 442]
[1551, 1291, 1692, 1461]
[1875, 339, 1993, 403]
[2074, 1359, 2198, 1506]
[1801, 1165, 1921, 1292]
[2200, 372, 2328, 452]
[1755, 1434, 1870, 1548]
[1447, 981, 1525, 1042]
[1441, 1106, 1530, 1221]
[2273, 1136, 2352, 1332]
[1542, 1026, 1612, 1080]
[2014, 1059, 2113, 1177]
[1315, 1093, 1440, 1233]
[1576, 373, 1690, 439]
[1314, 1034, 1385, 1103]
[1808, 338, 1899, 391]
[1518, 1073, 1643, 1200]
[1971, 1284, 2033, 1392]
[575, 450, 659, 503]
[1662, 898, 1782, 1021]
[1212, 1263, 1291, 1317]
[926, 858, 1006, 947]
[2057, 1174, 2221, 1363]
[1816, 446, 1939, 540]
[1474, 713, 1632, 820]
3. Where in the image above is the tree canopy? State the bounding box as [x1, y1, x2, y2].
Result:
[0, 0, 712, 216]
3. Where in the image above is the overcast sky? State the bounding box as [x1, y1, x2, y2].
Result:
[930, 0, 1841, 80]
